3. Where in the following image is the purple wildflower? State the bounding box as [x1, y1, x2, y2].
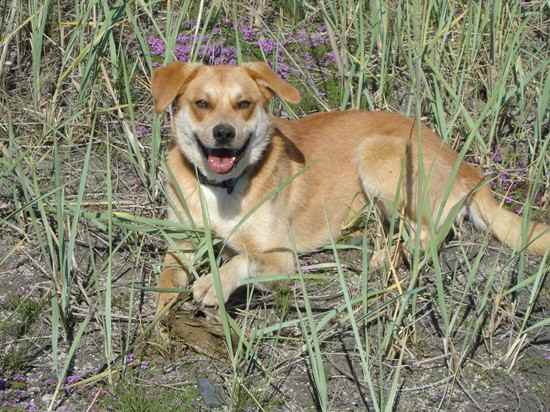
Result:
[211, 26, 221, 36]
[310, 32, 327, 47]
[492, 147, 502, 163]
[212, 44, 223, 58]
[303, 52, 316, 69]
[223, 47, 236, 59]
[14, 389, 27, 401]
[136, 125, 151, 138]
[175, 42, 191, 53]
[140, 360, 150, 369]
[0, 378, 7, 391]
[498, 171, 511, 185]
[176, 53, 189, 63]
[65, 375, 81, 385]
[198, 45, 212, 62]
[295, 29, 307, 43]
[240, 25, 256, 42]
[45, 378, 56, 387]
[26, 400, 38, 412]
[175, 43, 192, 62]
[257, 38, 275, 54]
[544, 353, 550, 361]
[199, 43, 232, 64]
[176, 33, 190, 43]
[13, 375, 26, 382]
[197, 45, 208, 58]
[191, 33, 209, 43]
[275, 63, 290, 80]
[148, 36, 165, 56]
[125, 352, 134, 364]
[222, 47, 237, 65]
[323, 51, 338, 66]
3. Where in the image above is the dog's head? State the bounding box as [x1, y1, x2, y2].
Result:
[152, 62, 301, 182]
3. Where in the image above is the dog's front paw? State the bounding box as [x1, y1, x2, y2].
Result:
[193, 257, 245, 306]
[157, 292, 178, 314]
[193, 274, 219, 306]
[193, 271, 241, 307]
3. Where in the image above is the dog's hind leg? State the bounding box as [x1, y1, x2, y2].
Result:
[358, 137, 475, 262]
[357, 137, 455, 268]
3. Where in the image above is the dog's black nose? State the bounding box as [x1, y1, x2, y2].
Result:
[213, 124, 236, 145]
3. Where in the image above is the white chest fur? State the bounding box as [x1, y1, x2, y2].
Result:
[168, 176, 283, 253]
[200, 183, 247, 238]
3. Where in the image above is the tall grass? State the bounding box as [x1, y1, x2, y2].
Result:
[0, 0, 548, 410]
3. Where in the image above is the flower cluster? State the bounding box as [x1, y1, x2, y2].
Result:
[65, 375, 81, 386]
[145, 17, 337, 81]
[136, 125, 151, 138]
[125, 352, 150, 369]
[269, 61, 290, 79]
[148, 32, 237, 65]
[240, 25, 257, 42]
[148, 36, 165, 55]
[257, 38, 275, 55]
[487, 150, 544, 212]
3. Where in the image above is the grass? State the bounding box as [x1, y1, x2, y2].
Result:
[99, 382, 200, 412]
[0, 296, 45, 373]
[0, 0, 549, 410]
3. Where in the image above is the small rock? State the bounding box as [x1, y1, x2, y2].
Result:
[197, 378, 224, 408]
[41, 393, 53, 403]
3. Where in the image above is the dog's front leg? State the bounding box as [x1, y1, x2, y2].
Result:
[193, 250, 295, 307]
[157, 241, 194, 313]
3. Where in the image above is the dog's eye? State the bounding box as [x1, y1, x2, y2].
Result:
[237, 100, 251, 110]
[195, 99, 209, 109]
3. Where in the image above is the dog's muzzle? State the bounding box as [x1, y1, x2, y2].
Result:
[196, 134, 251, 175]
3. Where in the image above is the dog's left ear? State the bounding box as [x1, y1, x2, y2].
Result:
[151, 62, 201, 113]
[243, 62, 301, 104]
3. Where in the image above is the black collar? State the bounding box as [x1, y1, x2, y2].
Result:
[196, 168, 244, 194]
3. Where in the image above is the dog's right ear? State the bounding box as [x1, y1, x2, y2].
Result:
[151, 62, 201, 113]
[243, 62, 301, 104]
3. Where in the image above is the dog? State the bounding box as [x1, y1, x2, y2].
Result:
[151, 61, 550, 312]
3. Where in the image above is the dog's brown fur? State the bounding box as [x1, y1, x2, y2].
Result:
[152, 61, 550, 311]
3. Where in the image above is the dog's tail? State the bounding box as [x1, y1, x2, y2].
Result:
[470, 186, 550, 255]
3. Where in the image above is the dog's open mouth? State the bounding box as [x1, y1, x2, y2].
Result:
[197, 137, 250, 175]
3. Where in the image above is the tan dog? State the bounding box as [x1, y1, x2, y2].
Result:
[152, 61, 550, 311]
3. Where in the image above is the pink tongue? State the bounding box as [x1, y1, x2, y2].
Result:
[207, 155, 237, 174]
